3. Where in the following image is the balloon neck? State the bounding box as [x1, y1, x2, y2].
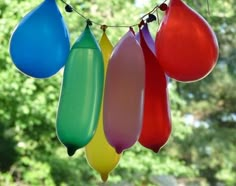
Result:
[44, 0, 56, 5]
[169, 0, 182, 5]
[100, 173, 109, 182]
[129, 27, 135, 35]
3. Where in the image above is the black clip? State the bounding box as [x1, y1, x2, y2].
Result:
[65, 4, 73, 13]
[87, 19, 93, 26]
[146, 14, 156, 23]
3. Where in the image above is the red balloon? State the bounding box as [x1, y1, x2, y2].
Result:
[138, 24, 172, 153]
[155, 0, 219, 82]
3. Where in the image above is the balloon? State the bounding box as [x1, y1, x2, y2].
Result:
[135, 24, 155, 55]
[138, 24, 172, 153]
[9, 0, 70, 78]
[85, 32, 120, 182]
[56, 25, 104, 156]
[155, 0, 219, 82]
[103, 29, 145, 154]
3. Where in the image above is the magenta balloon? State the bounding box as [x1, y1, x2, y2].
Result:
[103, 30, 145, 154]
[135, 24, 155, 56]
[138, 24, 156, 54]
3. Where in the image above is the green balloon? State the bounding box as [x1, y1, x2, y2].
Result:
[56, 25, 104, 156]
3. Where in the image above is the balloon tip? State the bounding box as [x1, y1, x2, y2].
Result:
[67, 147, 77, 157]
[101, 173, 109, 182]
[152, 147, 161, 153]
[115, 147, 123, 154]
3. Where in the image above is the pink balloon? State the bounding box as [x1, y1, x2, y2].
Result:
[103, 30, 145, 154]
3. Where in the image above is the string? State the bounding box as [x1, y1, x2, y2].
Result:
[206, 0, 210, 16]
[140, 0, 168, 20]
[60, 0, 168, 29]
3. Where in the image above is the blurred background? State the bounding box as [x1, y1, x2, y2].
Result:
[0, 0, 235, 185]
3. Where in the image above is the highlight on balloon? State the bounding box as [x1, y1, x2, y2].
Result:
[8, 0, 219, 182]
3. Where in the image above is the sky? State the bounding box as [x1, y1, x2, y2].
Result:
[135, 0, 150, 7]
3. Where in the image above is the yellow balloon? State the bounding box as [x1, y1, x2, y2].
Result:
[85, 31, 121, 182]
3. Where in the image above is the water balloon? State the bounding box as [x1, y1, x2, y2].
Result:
[156, 0, 219, 82]
[138, 24, 172, 152]
[56, 25, 104, 156]
[103, 29, 145, 154]
[85, 32, 121, 182]
[9, 0, 70, 78]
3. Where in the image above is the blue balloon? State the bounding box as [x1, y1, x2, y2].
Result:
[9, 0, 70, 78]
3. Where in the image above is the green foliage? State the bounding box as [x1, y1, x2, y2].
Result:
[0, 0, 235, 185]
